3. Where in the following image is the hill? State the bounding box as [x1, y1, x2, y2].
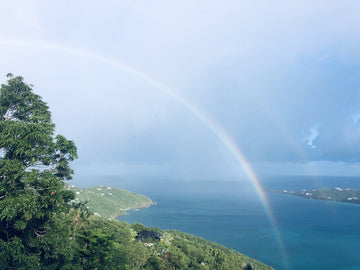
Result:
[280, 187, 360, 204]
[157, 228, 274, 270]
[67, 185, 274, 269]
[67, 185, 155, 219]
[62, 216, 274, 270]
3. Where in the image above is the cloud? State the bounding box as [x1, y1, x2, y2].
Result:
[2, 0, 360, 178]
[303, 127, 319, 149]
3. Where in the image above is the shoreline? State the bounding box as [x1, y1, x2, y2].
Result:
[114, 201, 156, 219]
[276, 187, 360, 205]
[68, 185, 155, 219]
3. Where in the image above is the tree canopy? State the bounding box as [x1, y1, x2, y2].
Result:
[0, 74, 78, 268]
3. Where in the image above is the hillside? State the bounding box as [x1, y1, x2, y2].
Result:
[63, 216, 274, 270]
[67, 185, 274, 269]
[158, 229, 274, 270]
[67, 185, 155, 219]
[280, 187, 360, 204]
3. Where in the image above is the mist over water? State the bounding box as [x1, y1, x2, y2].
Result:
[73, 176, 360, 270]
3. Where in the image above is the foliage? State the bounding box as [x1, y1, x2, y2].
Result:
[155, 230, 272, 270]
[68, 185, 154, 219]
[0, 74, 78, 269]
[70, 216, 132, 269]
[50, 215, 273, 270]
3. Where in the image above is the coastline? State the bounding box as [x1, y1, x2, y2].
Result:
[276, 187, 360, 205]
[114, 201, 156, 219]
[68, 185, 155, 219]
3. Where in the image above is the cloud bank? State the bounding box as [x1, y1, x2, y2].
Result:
[1, 1, 360, 179]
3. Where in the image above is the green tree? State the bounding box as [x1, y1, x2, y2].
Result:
[0, 74, 78, 269]
[72, 217, 133, 269]
[129, 240, 150, 270]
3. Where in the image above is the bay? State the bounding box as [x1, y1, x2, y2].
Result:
[83, 176, 360, 270]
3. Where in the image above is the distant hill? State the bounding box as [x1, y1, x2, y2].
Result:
[67, 185, 155, 219]
[279, 187, 360, 204]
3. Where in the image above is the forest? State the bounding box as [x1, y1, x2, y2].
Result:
[0, 74, 273, 269]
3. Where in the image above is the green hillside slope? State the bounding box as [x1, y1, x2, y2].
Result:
[68, 185, 155, 219]
[67, 217, 274, 270]
[158, 229, 274, 270]
[65, 185, 274, 269]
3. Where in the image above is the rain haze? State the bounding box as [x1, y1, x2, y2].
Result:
[1, 0, 360, 182]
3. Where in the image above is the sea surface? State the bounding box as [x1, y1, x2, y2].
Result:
[79, 176, 360, 270]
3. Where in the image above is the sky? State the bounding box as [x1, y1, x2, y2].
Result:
[1, 0, 360, 182]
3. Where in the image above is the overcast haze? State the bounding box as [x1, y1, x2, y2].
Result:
[1, 1, 360, 182]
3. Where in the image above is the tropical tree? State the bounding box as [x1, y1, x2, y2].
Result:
[0, 74, 78, 268]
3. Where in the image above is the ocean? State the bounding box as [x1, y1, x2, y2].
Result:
[81, 176, 360, 270]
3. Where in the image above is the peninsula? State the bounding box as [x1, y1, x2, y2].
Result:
[280, 187, 360, 204]
[67, 185, 155, 219]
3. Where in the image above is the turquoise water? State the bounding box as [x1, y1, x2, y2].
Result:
[112, 176, 360, 270]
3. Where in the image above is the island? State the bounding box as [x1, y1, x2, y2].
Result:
[67, 185, 155, 219]
[279, 187, 360, 204]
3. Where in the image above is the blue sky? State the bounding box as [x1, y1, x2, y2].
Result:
[1, 1, 360, 180]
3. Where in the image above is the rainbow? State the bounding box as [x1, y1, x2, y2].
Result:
[0, 37, 290, 269]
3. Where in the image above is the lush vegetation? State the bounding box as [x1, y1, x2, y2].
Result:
[0, 74, 273, 269]
[68, 185, 154, 219]
[281, 187, 360, 204]
[156, 229, 273, 270]
[0, 74, 78, 268]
